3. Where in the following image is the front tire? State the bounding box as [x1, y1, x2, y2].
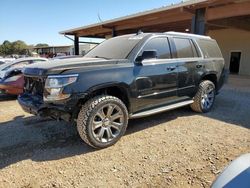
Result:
[191, 80, 216, 113]
[77, 95, 128, 149]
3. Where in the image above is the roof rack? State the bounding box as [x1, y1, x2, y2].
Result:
[165, 31, 211, 39]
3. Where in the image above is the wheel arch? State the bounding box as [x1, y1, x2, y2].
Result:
[200, 72, 218, 90]
[78, 82, 131, 111]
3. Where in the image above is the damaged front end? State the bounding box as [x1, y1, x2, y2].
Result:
[18, 74, 79, 122]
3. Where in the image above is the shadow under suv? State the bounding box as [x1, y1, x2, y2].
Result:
[18, 32, 227, 148]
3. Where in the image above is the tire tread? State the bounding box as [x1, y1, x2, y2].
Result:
[77, 95, 128, 148]
[190, 80, 215, 113]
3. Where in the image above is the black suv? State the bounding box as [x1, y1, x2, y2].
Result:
[18, 32, 227, 148]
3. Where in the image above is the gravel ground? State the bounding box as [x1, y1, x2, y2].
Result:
[0, 76, 249, 188]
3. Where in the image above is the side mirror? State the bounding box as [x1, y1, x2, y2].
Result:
[136, 50, 157, 62]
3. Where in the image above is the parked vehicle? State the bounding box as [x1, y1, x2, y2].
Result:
[212, 153, 250, 188]
[51, 55, 83, 60]
[0, 58, 15, 64]
[18, 32, 227, 148]
[0, 57, 48, 95]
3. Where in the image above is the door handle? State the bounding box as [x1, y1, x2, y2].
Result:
[166, 66, 176, 71]
[196, 64, 203, 69]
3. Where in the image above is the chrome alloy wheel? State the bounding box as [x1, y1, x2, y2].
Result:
[201, 85, 215, 110]
[91, 103, 125, 143]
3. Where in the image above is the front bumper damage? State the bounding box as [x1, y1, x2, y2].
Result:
[18, 93, 82, 122]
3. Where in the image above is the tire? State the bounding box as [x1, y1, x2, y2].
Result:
[190, 80, 216, 113]
[77, 95, 128, 149]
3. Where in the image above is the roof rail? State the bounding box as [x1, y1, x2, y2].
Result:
[165, 31, 211, 39]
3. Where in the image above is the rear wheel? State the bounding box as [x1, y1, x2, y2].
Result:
[191, 80, 215, 113]
[77, 95, 128, 149]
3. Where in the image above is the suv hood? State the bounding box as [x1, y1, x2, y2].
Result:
[23, 57, 128, 76]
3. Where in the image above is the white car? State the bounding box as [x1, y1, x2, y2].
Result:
[0, 57, 48, 80]
[0, 58, 15, 65]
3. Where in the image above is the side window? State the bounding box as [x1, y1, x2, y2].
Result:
[197, 39, 223, 58]
[173, 38, 196, 58]
[141, 37, 171, 59]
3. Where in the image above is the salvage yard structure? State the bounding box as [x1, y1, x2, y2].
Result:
[60, 0, 250, 76]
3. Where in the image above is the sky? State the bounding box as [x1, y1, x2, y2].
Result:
[0, 0, 181, 46]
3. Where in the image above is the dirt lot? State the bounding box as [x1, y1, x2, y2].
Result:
[0, 76, 249, 188]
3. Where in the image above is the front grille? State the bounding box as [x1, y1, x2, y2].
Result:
[24, 76, 46, 96]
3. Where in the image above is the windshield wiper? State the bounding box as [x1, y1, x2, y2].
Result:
[93, 56, 110, 60]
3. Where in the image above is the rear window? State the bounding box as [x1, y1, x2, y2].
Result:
[173, 38, 198, 58]
[197, 39, 222, 58]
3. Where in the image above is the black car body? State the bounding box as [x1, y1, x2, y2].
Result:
[18, 32, 227, 148]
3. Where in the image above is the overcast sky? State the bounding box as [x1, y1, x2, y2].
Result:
[0, 0, 181, 46]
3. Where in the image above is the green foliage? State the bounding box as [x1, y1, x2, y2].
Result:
[35, 43, 49, 47]
[0, 40, 28, 56]
[0, 40, 12, 55]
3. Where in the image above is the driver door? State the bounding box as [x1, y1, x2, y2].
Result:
[133, 37, 178, 112]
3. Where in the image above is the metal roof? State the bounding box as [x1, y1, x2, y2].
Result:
[59, 0, 207, 35]
[59, 0, 250, 37]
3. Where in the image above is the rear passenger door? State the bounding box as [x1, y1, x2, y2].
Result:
[134, 37, 178, 112]
[170, 37, 202, 98]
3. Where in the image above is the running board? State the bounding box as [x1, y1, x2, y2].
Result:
[129, 100, 194, 119]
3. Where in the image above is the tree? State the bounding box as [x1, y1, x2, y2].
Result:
[0, 40, 28, 56]
[35, 43, 49, 47]
[12, 40, 28, 55]
[0, 40, 12, 55]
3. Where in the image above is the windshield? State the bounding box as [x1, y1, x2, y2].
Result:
[2, 60, 30, 71]
[85, 34, 144, 59]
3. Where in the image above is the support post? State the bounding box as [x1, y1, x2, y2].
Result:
[112, 27, 116, 37]
[191, 8, 206, 35]
[74, 35, 79, 55]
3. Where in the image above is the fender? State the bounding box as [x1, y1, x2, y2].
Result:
[199, 71, 218, 83]
[201, 70, 218, 78]
[83, 82, 131, 110]
[86, 82, 130, 94]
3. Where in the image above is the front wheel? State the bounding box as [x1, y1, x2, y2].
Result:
[191, 80, 216, 113]
[77, 95, 128, 149]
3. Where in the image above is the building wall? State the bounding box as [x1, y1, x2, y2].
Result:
[70, 43, 96, 55]
[208, 28, 250, 76]
[35, 46, 71, 56]
[54, 47, 71, 54]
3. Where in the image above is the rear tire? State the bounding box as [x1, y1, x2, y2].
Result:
[77, 95, 128, 149]
[191, 80, 216, 113]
